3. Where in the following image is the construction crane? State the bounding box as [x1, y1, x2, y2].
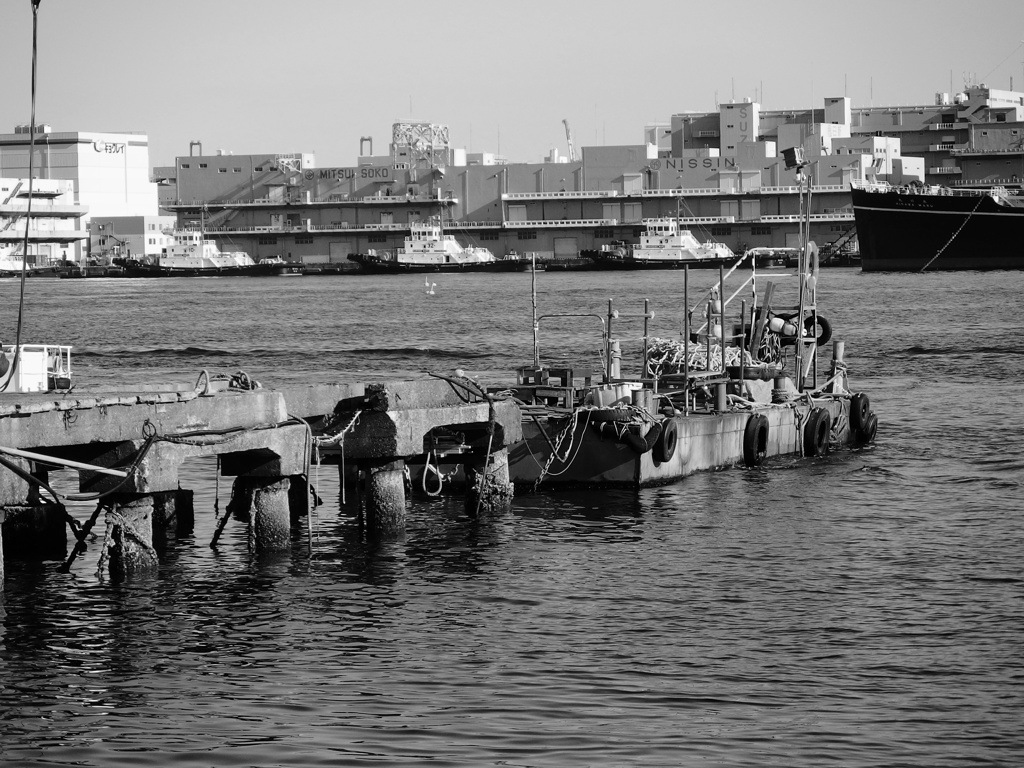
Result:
[562, 119, 576, 162]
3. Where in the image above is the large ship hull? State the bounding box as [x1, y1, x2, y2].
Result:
[851, 185, 1024, 271]
[347, 253, 523, 274]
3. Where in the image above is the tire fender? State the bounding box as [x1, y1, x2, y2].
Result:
[850, 393, 871, 434]
[743, 413, 769, 467]
[804, 407, 831, 457]
[654, 418, 678, 463]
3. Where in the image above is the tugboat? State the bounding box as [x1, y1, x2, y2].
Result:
[348, 220, 522, 274]
[582, 218, 737, 270]
[115, 230, 289, 277]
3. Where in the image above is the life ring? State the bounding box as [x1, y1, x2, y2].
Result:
[743, 413, 769, 467]
[856, 411, 878, 445]
[654, 418, 678, 463]
[803, 407, 831, 457]
[850, 393, 870, 433]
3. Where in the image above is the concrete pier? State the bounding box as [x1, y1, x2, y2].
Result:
[1, 377, 524, 584]
[1, 383, 311, 582]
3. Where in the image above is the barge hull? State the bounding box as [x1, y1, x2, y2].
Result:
[510, 399, 853, 488]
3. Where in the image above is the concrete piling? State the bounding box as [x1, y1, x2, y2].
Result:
[365, 460, 407, 537]
[99, 496, 159, 581]
[229, 476, 293, 552]
[466, 448, 514, 515]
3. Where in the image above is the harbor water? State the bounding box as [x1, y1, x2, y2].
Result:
[1, 269, 1022, 767]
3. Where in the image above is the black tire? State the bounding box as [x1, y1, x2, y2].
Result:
[804, 407, 831, 457]
[643, 420, 663, 453]
[778, 312, 832, 346]
[743, 413, 769, 467]
[856, 411, 878, 445]
[807, 314, 832, 346]
[588, 407, 634, 423]
[850, 393, 870, 433]
[654, 418, 678, 463]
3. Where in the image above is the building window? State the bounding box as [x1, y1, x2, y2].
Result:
[751, 225, 771, 235]
[295, 235, 314, 244]
[595, 228, 615, 238]
[218, 168, 227, 173]
[517, 230, 537, 241]
[233, 167, 242, 172]
[180, 163, 189, 169]
[255, 166, 264, 171]
[367, 233, 387, 244]
[258, 236, 278, 245]
[478, 232, 499, 241]
[199, 163, 208, 168]
[711, 226, 732, 236]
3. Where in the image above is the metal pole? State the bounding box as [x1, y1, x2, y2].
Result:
[795, 173, 808, 390]
[532, 252, 540, 369]
[718, 264, 726, 375]
[739, 299, 747, 385]
[683, 266, 690, 415]
[643, 298, 650, 378]
[606, 299, 614, 381]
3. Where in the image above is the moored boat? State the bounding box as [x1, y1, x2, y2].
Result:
[114, 230, 290, 277]
[348, 221, 523, 274]
[851, 179, 1024, 271]
[582, 218, 737, 270]
[0, 251, 59, 277]
[487, 243, 875, 489]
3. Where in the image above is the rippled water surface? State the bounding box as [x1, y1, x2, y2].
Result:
[2, 269, 1022, 766]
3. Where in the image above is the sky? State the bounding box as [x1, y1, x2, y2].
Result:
[3, 0, 1024, 168]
